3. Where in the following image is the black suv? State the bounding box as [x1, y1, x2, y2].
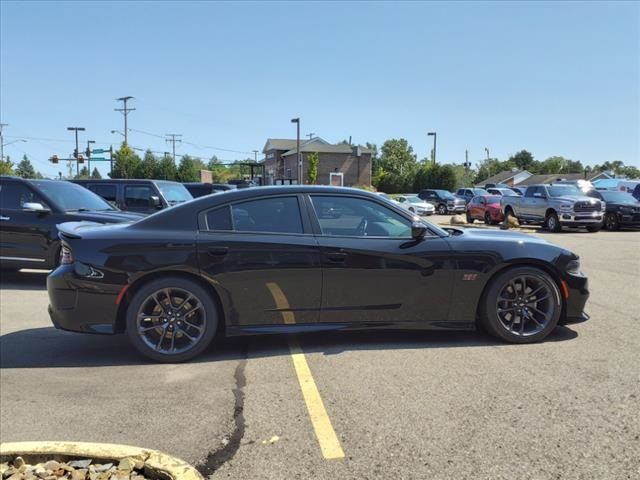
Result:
[418, 189, 466, 214]
[73, 179, 193, 214]
[585, 189, 640, 230]
[183, 183, 236, 198]
[0, 177, 142, 270]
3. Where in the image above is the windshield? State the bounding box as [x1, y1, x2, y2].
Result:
[601, 191, 637, 203]
[548, 185, 582, 197]
[436, 190, 455, 199]
[406, 196, 423, 204]
[32, 181, 116, 211]
[157, 182, 193, 205]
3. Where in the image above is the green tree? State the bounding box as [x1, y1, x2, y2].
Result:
[156, 156, 177, 180]
[413, 164, 457, 192]
[378, 139, 417, 176]
[74, 166, 90, 179]
[0, 157, 13, 175]
[14, 155, 37, 178]
[109, 143, 141, 179]
[449, 164, 477, 190]
[307, 152, 319, 184]
[177, 155, 201, 182]
[508, 150, 536, 171]
[91, 167, 102, 179]
[376, 171, 412, 194]
[538, 156, 566, 174]
[137, 150, 159, 179]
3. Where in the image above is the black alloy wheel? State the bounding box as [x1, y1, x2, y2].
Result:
[481, 267, 561, 343]
[604, 213, 619, 231]
[125, 277, 218, 362]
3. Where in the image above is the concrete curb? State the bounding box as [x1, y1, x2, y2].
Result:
[0, 442, 203, 480]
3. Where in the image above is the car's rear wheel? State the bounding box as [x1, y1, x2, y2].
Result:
[466, 212, 474, 223]
[545, 212, 561, 232]
[484, 212, 492, 225]
[125, 277, 218, 362]
[604, 213, 619, 231]
[481, 267, 561, 343]
[437, 204, 447, 215]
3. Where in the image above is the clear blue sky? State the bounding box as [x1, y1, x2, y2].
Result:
[1, 0, 638, 178]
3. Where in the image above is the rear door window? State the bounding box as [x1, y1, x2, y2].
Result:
[89, 184, 117, 204]
[125, 185, 155, 208]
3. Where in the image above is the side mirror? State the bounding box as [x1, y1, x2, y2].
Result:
[411, 222, 427, 240]
[23, 202, 50, 213]
[149, 196, 162, 208]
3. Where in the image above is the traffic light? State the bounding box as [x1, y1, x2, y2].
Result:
[78, 154, 85, 164]
[50, 155, 59, 164]
[73, 148, 78, 159]
[85, 147, 91, 157]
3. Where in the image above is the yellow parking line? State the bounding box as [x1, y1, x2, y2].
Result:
[266, 283, 345, 460]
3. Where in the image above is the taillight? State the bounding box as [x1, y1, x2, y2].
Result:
[60, 245, 74, 265]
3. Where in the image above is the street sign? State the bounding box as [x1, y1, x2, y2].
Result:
[87, 157, 108, 161]
[91, 149, 105, 154]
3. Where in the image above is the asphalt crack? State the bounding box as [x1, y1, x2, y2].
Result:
[195, 342, 248, 476]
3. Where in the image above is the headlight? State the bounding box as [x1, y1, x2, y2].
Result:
[566, 259, 581, 274]
[559, 203, 573, 211]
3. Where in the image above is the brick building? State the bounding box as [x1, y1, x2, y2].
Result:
[262, 137, 373, 187]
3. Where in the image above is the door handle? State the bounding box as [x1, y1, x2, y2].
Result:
[325, 252, 347, 263]
[0, 216, 10, 221]
[208, 246, 229, 256]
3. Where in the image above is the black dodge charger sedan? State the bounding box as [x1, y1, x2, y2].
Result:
[47, 186, 589, 362]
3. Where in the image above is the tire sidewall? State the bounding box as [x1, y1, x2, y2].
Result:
[125, 277, 218, 362]
[438, 204, 447, 215]
[605, 213, 618, 231]
[546, 212, 561, 232]
[482, 267, 562, 343]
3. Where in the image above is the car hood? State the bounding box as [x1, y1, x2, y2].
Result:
[65, 210, 145, 223]
[451, 226, 551, 245]
[552, 195, 598, 203]
[451, 197, 466, 204]
[608, 200, 640, 207]
[57, 221, 132, 239]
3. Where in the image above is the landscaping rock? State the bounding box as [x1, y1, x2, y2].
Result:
[450, 214, 467, 225]
[0, 458, 153, 480]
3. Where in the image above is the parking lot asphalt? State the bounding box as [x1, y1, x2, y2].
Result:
[1, 224, 639, 479]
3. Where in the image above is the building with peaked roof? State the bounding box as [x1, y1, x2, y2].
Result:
[475, 169, 532, 187]
[262, 137, 373, 186]
[516, 171, 612, 186]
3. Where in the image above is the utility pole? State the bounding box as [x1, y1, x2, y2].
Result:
[291, 117, 300, 183]
[67, 127, 85, 177]
[306, 133, 315, 140]
[252, 150, 259, 162]
[86, 140, 95, 175]
[165, 134, 182, 163]
[114, 96, 135, 145]
[484, 147, 490, 160]
[0, 123, 7, 162]
[428, 132, 437, 165]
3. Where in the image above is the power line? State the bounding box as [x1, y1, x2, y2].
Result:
[114, 96, 135, 144]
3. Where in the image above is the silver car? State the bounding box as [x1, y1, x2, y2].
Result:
[396, 195, 435, 216]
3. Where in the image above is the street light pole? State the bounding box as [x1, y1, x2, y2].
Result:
[291, 117, 300, 183]
[87, 140, 95, 176]
[0, 123, 7, 162]
[484, 147, 490, 160]
[67, 127, 85, 177]
[427, 132, 437, 165]
[252, 150, 259, 162]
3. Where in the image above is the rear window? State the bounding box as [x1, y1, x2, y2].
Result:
[205, 196, 303, 234]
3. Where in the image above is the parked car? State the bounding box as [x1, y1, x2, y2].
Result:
[48, 186, 589, 362]
[486, 188, 519, 197]
[184, 183, 235, 198]
[584, 189, 640, 230]
[396, 195, 435, 216]
[466, 195, 504, 225]
[456, 188, 490, 204]
[501, 184, 604, 232]
[418, 189, 466, 214]
[483, 183, 511, 189]
[0, 177, 142, 270]
[375, 192, 402, 207]
[510, 186, 526, 196]
[73, 179, 193, 214]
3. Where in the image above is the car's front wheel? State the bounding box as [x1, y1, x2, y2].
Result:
[484, 212, 493, 225]
[125, 277, 218, 362]
[604, 213, 619, 231]
[437, 204, 447, 215]
[545, 212, 561, 232]
[481, 267, 561, 343]
[466, 212, 474, 223]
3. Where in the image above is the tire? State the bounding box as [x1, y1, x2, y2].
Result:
[480, 267, 562, 344]
[545, 212, 561, 233]
[586, 225, 601, 233]
[125, 276, 218, 363]
[437, 204, 447, 215]
[484, 212, 492, 225]
[466, 212, 474, 224]
[604, 213, 619, 231]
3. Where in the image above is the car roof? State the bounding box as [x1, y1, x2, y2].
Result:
[73, 179, 179, 184]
